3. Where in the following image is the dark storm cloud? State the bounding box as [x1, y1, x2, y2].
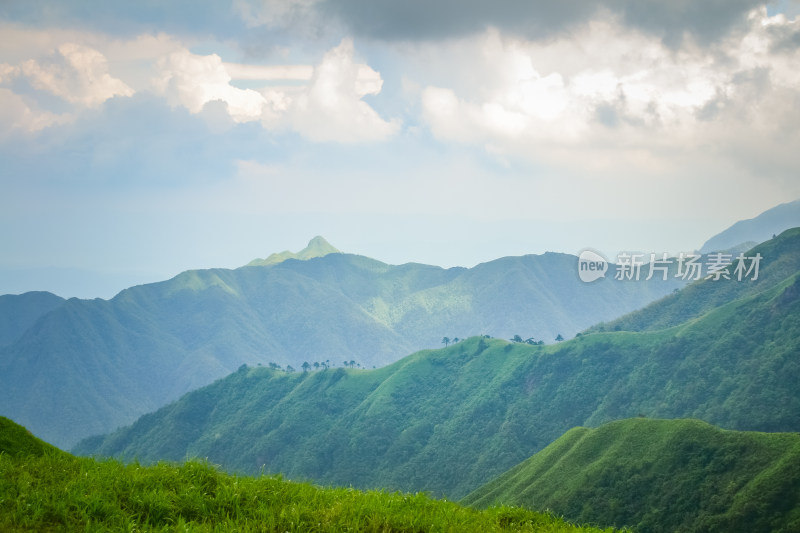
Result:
[319, 0, 766, 46]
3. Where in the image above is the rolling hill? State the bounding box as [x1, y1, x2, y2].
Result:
[463, 418, 800, 533]
[75, 229, 800, 500]
[0, 238, 681, 449]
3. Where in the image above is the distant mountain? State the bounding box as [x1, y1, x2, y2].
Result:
[463, 418, 800, 533]
[247, 236, 340, 266]
[0, 291, 64, 347]
[0, 245, 680, 449]
[700, 199, 800, 253]
[76, 230, 800, 500]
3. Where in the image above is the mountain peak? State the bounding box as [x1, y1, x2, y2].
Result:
[247, 236, 341, 267]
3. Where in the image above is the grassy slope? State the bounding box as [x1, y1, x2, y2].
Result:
[0, 416, 65, 459]
[75, 262, 800, 500]
[462, 418, 800, 533]
[0, 418, 611, 533]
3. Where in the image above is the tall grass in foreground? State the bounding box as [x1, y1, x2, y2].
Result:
[0, 451, 615, 532]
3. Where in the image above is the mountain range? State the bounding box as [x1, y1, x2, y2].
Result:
[0, 237, 681, 449]
[700, 198, 800, 253]
[75, 228, 800, 502]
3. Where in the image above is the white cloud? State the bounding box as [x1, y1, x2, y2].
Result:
[415, 10, 800, 178]
[224, 63, 313, 80]
[18, 43, 134, 107]
[285, 38, 399, 142]
[0, 88, 68, 138]
[0, 23, 397, 142]
[155, 48, 266, 122]
[154, 39, 398, 141]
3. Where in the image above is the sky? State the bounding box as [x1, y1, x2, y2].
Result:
[1, 0, 799, 298]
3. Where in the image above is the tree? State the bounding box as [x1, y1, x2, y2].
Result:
[301, 361, 311, 372]
[453, 337, 460, 343]
[349, 360, 356, 368]
[286, 365, 295, 373]
[314, 362, 320, 370]
[555, 334, 564, 342]
[442, 337, 451, 347]
[525, 337, 536, 345]
[511, 335, 523, 343]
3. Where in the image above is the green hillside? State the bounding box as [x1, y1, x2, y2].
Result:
[0, 418, 610, 533]
[0, 245, 680, 449]
[591, 227, 800, 333]
[0, 416, 65, 459]
[75, 230, 800, 500]
[463, 418, 800, 533]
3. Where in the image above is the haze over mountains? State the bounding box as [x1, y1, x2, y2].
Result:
[0, 236, 682, 449]
[76, 229, 800, 502]
[700, 199, 800, 254]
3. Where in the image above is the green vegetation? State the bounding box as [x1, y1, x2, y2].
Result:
[1, 244, 680, 449]
[0, 416, 65, 459]
[463, 418, 800, 533]
[76, 230, 800, 501]
[0, 418, 612, 533]
[591, 227, 800, 333]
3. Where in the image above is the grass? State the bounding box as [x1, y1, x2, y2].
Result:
[1, 415, 615, 532]
[462, 418, 800, 532]
[0, 452, 616, 533]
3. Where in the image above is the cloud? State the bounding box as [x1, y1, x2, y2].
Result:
[154, 39, 398, 141]
[0, 37, 134, 135]
[0, 88, 68, 138]
[417, 9, 800, 173]
[0, 0, 248, 40]
[312, 0, 765, 46]
[155, 48, 267, 122]
[283, 38, 400, 142]
[234, 0, 322, 29]
[17, 42, 134, 107]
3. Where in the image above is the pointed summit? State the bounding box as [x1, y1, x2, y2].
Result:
[247, 236, 341, 267]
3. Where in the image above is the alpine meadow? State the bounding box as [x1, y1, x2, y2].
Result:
[2, 1, 800, 532]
